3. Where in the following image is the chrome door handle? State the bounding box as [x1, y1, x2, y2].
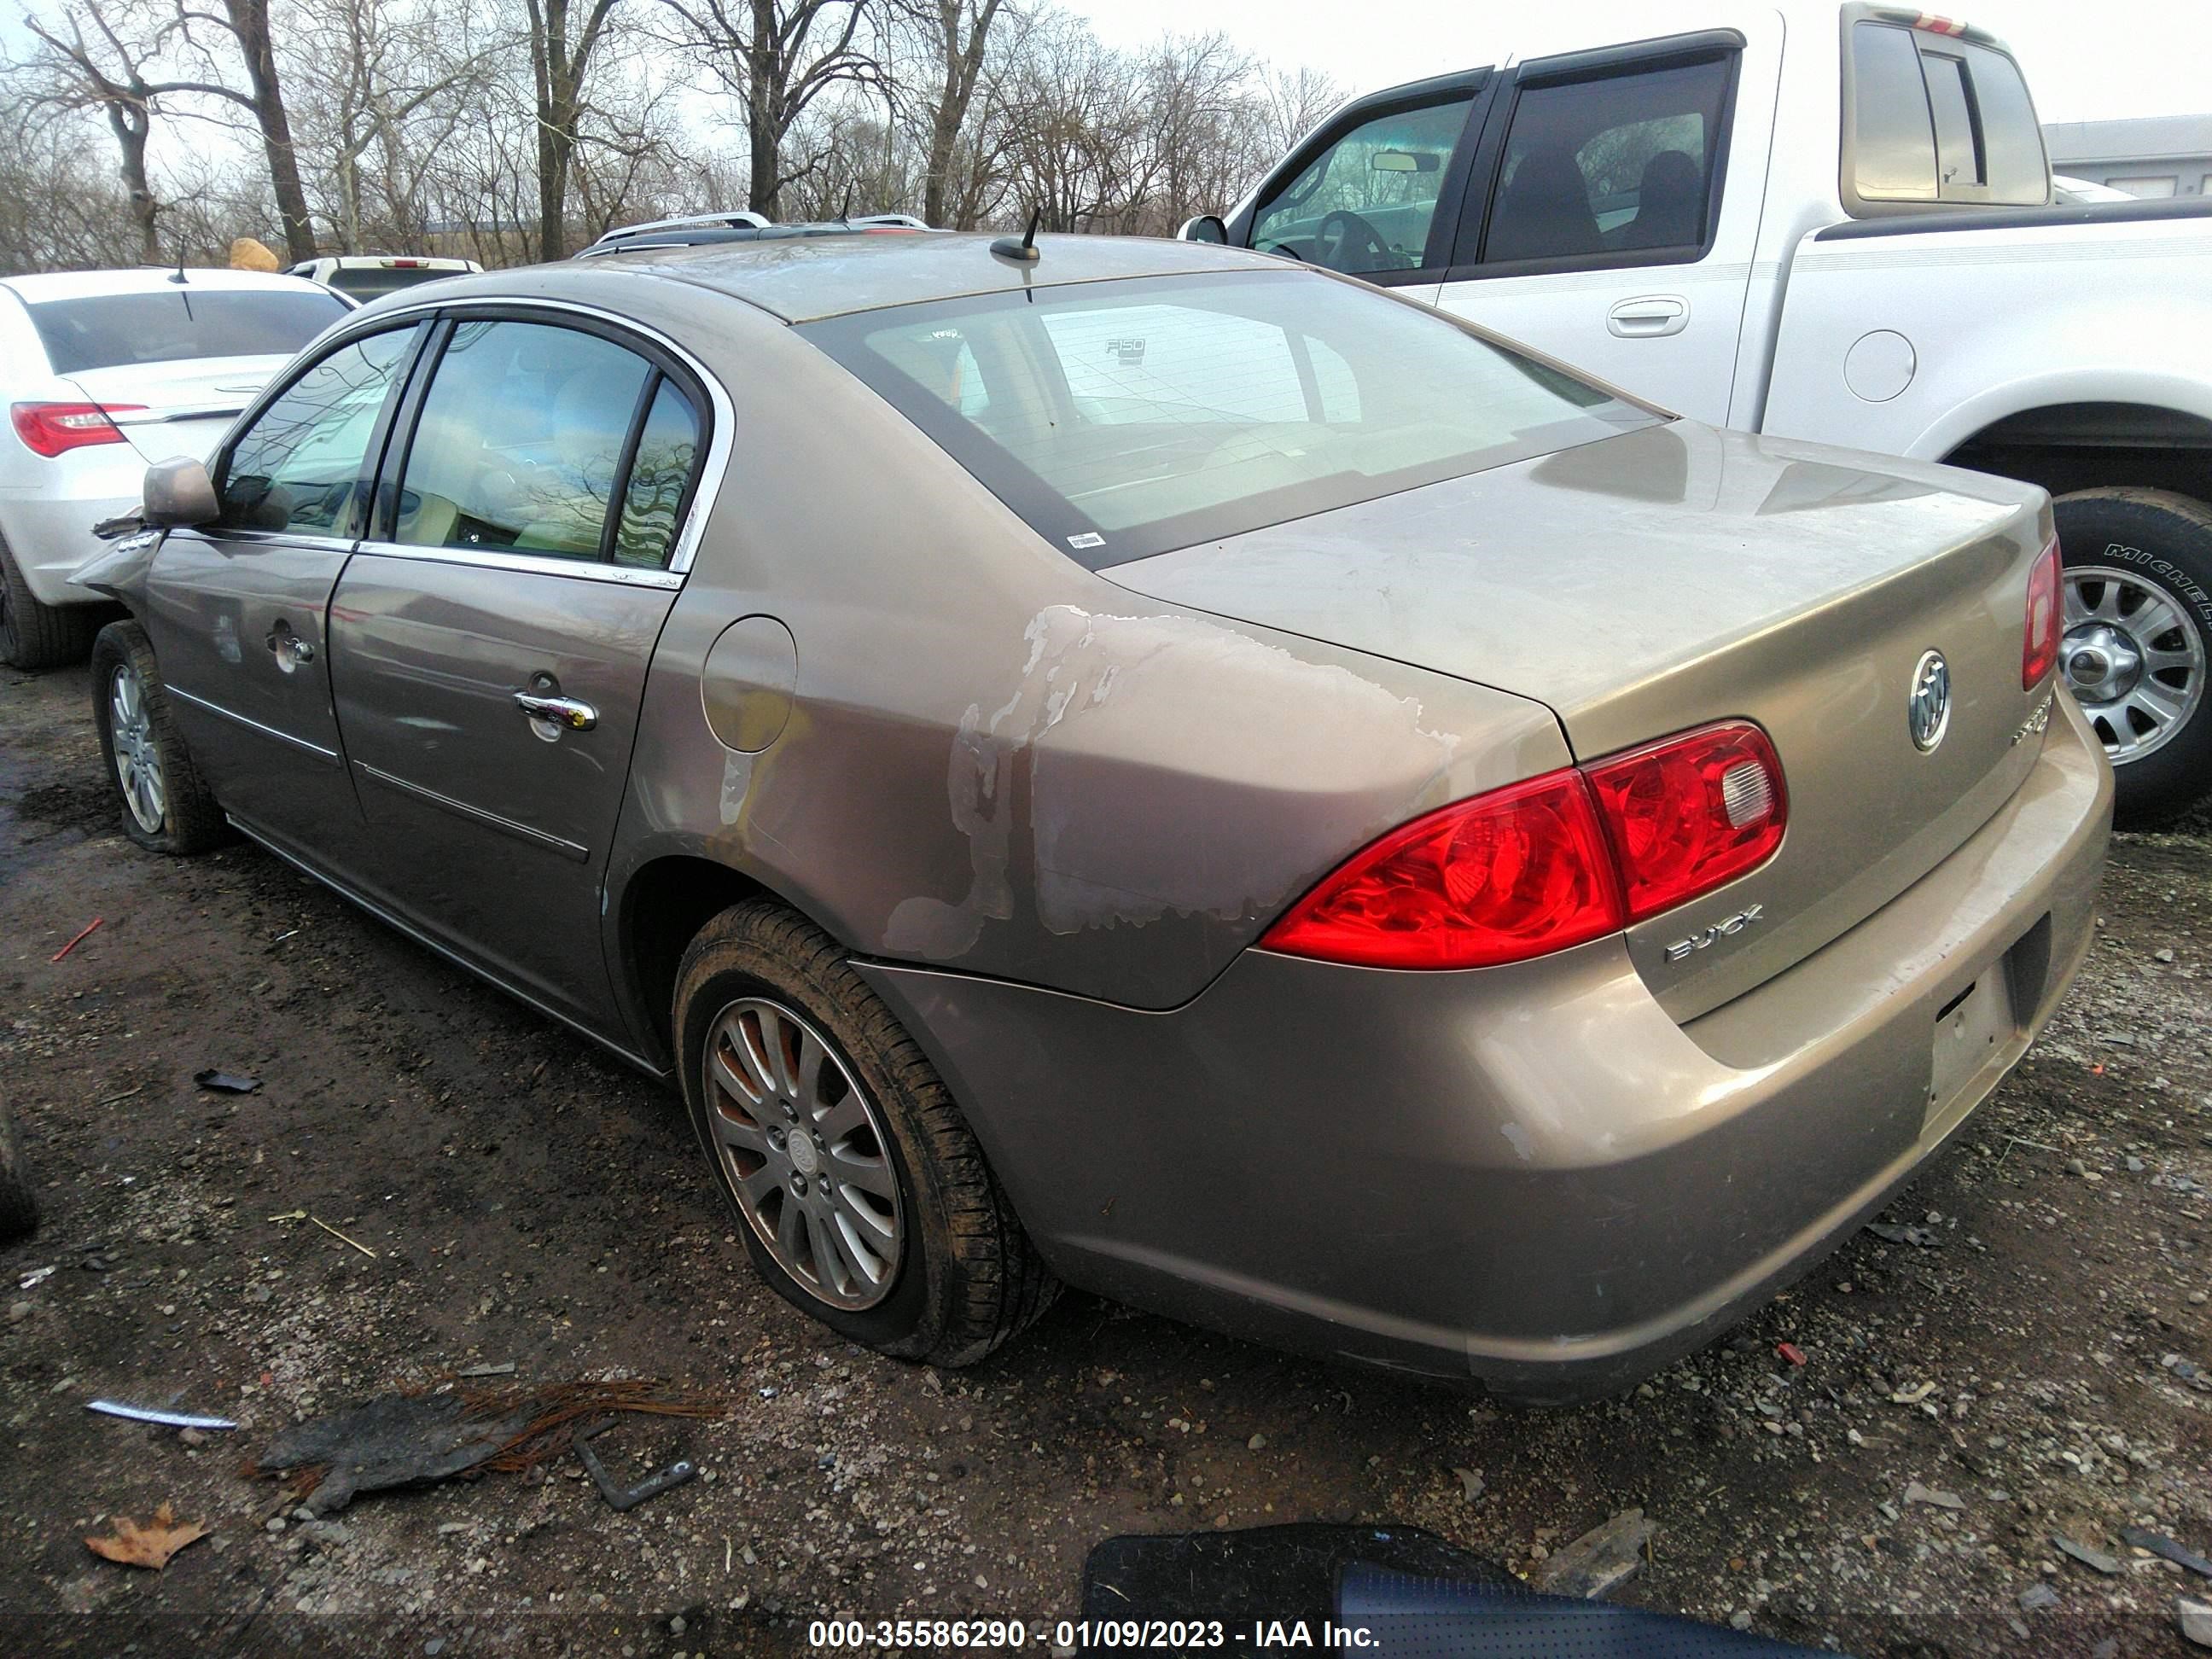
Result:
[515, 690, 598, 731]
[1607, 294, 1690, 338]
[265, 625, 315, 668]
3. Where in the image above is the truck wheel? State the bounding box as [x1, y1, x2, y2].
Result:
[674, 899, 1059, 1366]
[1, 527, 98, 672]
[2052, 488, 2212, 827]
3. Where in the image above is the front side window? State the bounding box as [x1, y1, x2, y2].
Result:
[217, 327, 417, 536]
[393, 320, 665, 562]
[1249, 96, 1476, 276]
[29, 288, 348, 375]
[1481, 55, 1734, 265]
[804, 270, 1653, 569]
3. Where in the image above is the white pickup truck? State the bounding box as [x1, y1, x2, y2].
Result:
[1185, 1, 2212, 824]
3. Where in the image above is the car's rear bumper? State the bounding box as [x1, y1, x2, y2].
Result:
[863, 695, 2111, 1400]
[0, 457, 144, 606]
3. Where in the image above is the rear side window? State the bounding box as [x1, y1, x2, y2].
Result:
[614, 380, 703, 568]
[1480, 55, 1734, 266]
[1844, 19, 2048, 211]
[216, 327, 417, 537]
[391, 318, 701, 569]
[27, 288, 347, 374]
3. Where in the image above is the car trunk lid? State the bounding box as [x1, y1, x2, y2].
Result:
[1103, 421, 2060, 1020]
[64, 354, 291, 464]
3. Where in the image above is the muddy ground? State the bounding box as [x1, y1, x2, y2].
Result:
[2, 658, 2209, 1659]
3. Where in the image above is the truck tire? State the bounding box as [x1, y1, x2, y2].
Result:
[1, 527, 99, 672]
[2052, 488, 2212, 827]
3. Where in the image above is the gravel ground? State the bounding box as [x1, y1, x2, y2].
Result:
[2, 659, 2209, 1659]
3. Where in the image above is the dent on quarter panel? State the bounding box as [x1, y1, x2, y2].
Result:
[884, 603, 1468, 960]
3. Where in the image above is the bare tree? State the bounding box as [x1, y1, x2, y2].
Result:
[0, 90, 147, 269]
[140, 0, 320, 261]
[657, 0, 878, 217]
[288, 0, 503, 252]
[20, 2, 223, 261]
[521, 0, 623, 258]
[892, 0, 1000, 229]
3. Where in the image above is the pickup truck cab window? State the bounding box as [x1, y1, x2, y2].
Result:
[1843, 15, 2048, 212]
[1476, 54, 1736, 270]
[1249, 94, 1478, 278]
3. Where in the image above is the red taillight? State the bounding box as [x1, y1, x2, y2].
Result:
[2023, 538, 2061, 690]
[1260, 770, 1625, 969]
[10, 401, 144, 458]
[1584, 722, 1788, 923]
[1263, 721, 1789, 969]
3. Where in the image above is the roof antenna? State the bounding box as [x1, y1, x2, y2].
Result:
[167, 230, 188, 284]
[990, 207, 1041, 264]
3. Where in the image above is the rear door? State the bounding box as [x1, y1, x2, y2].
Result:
[145, 322, 428, 853]
[1233, 72, 1495, 306]
[1433, 32, 1767, 424]
[327, 311, 709, 1032]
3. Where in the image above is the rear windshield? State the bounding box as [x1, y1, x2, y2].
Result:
[329, 266, 461, 299]
[801, 269, 1654, 568]
[26, 288, 347, 374]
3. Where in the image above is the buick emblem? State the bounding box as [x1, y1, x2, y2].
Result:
[1907, 649, 1951, 753]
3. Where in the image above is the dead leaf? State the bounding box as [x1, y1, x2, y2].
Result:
[84, 1503, 208, 1570]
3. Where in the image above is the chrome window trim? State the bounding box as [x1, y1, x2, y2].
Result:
[166, 684, 341, 765]
[354, 760, 591, 861]
[110, 403, 252, 428]
[329, 292, 733, 579]
[168, 527, 358, 557]
[346, 539, 684, 590]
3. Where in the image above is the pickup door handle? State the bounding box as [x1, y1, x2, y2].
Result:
[1607, 295, 1690, 338]
[515, 690, 598, 731]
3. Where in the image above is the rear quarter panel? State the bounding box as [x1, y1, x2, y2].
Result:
[1760, 217, 2212, 461]
[601, 295, 1570, 1034]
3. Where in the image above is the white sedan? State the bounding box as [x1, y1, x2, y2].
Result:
[1, 266, 352, 669]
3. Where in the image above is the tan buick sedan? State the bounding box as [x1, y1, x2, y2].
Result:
[79, 230, 2110, 1397]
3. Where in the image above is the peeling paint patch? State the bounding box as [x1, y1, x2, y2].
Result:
[719, 749, 755, 826]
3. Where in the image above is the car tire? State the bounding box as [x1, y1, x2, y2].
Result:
[674, 899, 1059, 1366]
[2052, 488, 2212, 827]
[0, 1111, 36, 1243]
[0, 527, 99, 672]
[90, 620, 229, 855]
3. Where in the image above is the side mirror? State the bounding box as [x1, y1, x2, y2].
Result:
[143, 456, 218, 527]
[1178, 214, 1229, 244]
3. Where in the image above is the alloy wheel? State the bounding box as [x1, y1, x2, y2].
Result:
[703, 997, 903, 1310]
[108, 659, 166, 834]
[2061, 563, 2207, 766]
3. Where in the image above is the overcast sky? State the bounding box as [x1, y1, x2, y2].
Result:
[1061, 0, 2212, 125]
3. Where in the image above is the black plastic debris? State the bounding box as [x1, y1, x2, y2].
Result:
[260, 1392, 538, 1515]
[193, 1070, 262, 1094]
[258, 1380, 730, 1515]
